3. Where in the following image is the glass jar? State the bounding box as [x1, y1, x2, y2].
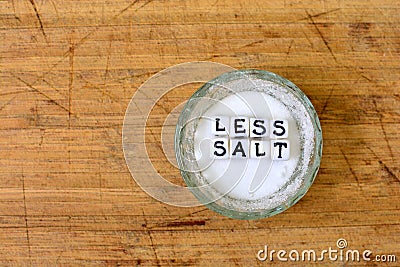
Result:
[175, 69, 323, 219]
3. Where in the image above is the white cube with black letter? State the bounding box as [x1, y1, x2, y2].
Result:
[211, 116, 229, 136]
[271, 140, 290, 160]
[250, 118, 268, 138]
[230, 139, 249, 159]
[230, 117, 249, 137]
[270, 119, 288, 139]
[212, 137, 229, 159]
[250, 140, 270, 158]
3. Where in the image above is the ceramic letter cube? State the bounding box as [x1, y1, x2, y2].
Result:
[250, 140, 270, 158]
[212, 138, 229, 159]
[270, 119, 288, 139]
[211, 116, 229, 136]
[250, 118, 268, 138]
[230, 139, 249, 158]
[271, 140, 290, 160]
[230, 117, 249, 137]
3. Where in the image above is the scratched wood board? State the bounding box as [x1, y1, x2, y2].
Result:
[0, 0, 399, 266]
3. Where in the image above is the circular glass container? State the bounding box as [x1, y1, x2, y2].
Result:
[175, 69, 322, 220]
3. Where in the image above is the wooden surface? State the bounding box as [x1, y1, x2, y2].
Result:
[1, 0, 399, 266]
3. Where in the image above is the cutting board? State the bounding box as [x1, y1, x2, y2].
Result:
[0, 0, 399, 265]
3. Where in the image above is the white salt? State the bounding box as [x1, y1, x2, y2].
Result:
[194, 90, 301, 201]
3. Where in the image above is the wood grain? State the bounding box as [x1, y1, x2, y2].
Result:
[1, 0, 399, 266]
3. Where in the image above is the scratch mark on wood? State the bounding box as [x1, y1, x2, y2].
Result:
[360, 74, 372, 82]
[28, 0, 47, 42]
[0, 90, 26, 97]
[186, 208, 209, 217]
[340, 147, 362, 189]
[240, 40, 263, 49]
[39, 128, 45, 146]
[205, 0, 219, 15]
[0, 95, 17, 113]
[298, 8, 341, 21]
[372, 99, 393, 160]
[286, 39, 294, 55]
[42, 78, 68, 98]
[11, 0, 21, 22]
[21, 169, 32, 267]
[33, 99, 38, 126]
[12, 74, 71, 113]
[306, 10, 337, 63]
[100, 36, 113, 102]
[117, 70, 159, 82]
[140, 90, 170, 115]
[212, 22, 219, 52]
[146, 127, 168, 166]
[142, 208, 161, 267]
[35, 29, 97, 86]
[98, 164, 103, 202]
[302, 30, 314, 49]
[79, 73, 121, 105]
[68, 41, 75, 128]
[148, 208, 209, 229]
[100, 38, 113, 99]
[50, 27, 98, 79]
[348, 22, 371, 37]
[367, 145, 400, 183]
[284, 39, 295, 63]
[116, 0, 140, 17]
[103, 37, 113, 87]
[321, 86, 334, 115]
[137, 0, 155, 13]
[170, 28, 180, 56]
[115, 0, 154, 18]
[164, 220, 206, 227]
[49, 0, 60, 22]
[378, 160, 400, 183]
[210, 0, 219, 10]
